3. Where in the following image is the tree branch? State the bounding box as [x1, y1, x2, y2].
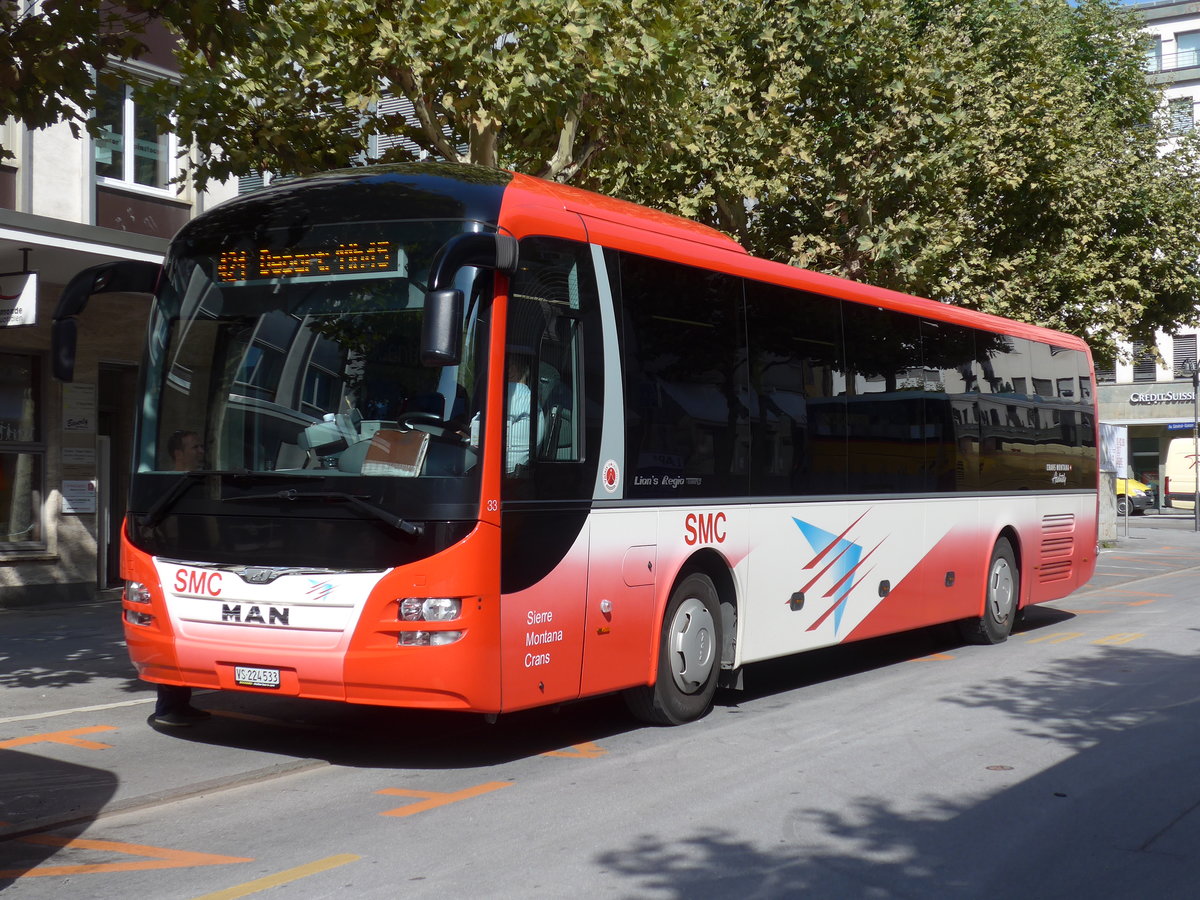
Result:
[392, 64, 460, 162]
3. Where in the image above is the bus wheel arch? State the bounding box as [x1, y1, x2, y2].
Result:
[624, 550, 736, 725]
[958, 530, 1021, 645]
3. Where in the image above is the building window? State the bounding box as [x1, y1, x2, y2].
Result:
[1144, 35, 1163, 73]
[94, 71, 173, 190]
[1132, 341, 1157, 382]
[0, 353, 44, 551]
[1094, 362, 1116, 383]
[1177, 31, 1200, 69]
[1174, 333, 1198, 378]
[1168, 97, 1194, 135]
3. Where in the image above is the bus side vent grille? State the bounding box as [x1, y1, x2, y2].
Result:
[1039, 514, 1076, 583]
[1041, 513, 1076, 535]
[1039, 559, 1073, 583]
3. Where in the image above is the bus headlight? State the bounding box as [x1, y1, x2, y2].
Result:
[399, 597, 461, 622]
[125, 581, 152, 604]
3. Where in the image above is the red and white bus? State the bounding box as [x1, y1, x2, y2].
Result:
[55, 164, 1098, 724]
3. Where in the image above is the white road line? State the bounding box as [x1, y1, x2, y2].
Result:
[0, 696, 157, 725]
[0, 688, 219, 725]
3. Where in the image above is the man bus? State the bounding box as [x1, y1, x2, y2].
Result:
[54, 163, 1098, 726]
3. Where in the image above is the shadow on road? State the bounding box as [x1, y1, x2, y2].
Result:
[148, 607, 1083, 773]
[0, 751, 118, 885]
[0, 602, 143, 696]
[590, 642, 1200, 898]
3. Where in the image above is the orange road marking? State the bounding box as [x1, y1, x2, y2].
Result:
[911, 653, 955, 662]
[0, 725, 117, 750]
[1026, 632, 1085, 645]
[1093, 633, 1144, 646]
[542, 742, 608, 759]
[192, 854, 360, 900]
[375, 781, 513, 817]
[0, 835, 252, 878]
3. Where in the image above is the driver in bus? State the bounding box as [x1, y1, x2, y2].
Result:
[167, 429, 205, 472]
[506, 351, 545, 474]
[150, 429, 213, 727]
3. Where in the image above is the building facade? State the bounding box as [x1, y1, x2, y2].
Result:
[1096, 1, 1200, 498]
[0, 26, 235, 607]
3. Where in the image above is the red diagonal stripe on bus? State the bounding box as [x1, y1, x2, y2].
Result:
[798, 538, 858, 597]
[802, 511, 869, 570]
[807, 565, 877, 632]
[822, 539, 885, 599]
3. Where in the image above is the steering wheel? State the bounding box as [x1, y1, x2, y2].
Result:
[398, 411, 453, 438]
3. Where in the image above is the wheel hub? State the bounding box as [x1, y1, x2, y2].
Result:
[669, 597, 716, 693]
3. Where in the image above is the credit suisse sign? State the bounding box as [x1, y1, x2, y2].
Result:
[1129, 391, 1196, 404]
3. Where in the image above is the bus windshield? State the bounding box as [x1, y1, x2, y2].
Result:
[139, 218, 488, 480]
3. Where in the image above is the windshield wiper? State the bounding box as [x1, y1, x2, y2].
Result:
[139, 470, 215, 528]
[139, 470, 317, 528]
[225, 489, 423, 538]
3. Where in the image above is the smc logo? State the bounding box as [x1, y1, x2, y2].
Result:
[175, 568, 223, 596]
[684, 512, 727, 546]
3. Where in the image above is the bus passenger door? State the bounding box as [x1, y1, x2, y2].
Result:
[581, 510, 658, 696]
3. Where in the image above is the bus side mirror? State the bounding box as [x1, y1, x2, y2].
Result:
[421, 289, 465, 366]
[421, 233, 518, 367]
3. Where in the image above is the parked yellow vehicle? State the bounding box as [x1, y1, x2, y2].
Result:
[1115, 476, 1152, 516]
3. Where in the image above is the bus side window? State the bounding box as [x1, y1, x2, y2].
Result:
[504, 237, 600, 498]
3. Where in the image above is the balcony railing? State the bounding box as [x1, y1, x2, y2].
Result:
[1145, 50, 1200, 74]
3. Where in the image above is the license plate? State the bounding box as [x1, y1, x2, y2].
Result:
[234, 666, 281, 689]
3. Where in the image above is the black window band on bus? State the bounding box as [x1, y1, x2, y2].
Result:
[607, 249, 1094, 503]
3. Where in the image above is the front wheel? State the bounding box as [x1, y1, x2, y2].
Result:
[958, 537, 1019, 645]
[625, 573, 722, 725]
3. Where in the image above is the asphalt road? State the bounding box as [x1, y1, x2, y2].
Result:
[2, 519, 1200, 898]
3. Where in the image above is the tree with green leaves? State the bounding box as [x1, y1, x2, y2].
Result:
[605, 0, 1200, 362]
[6, 0, 1197, 357]
[159, 0, 706, 189]
[0, 1, 236, 159]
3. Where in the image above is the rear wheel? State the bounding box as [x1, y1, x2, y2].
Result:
[1116, 496, 1129, 517]
[959, 537, 1018, 645]
[625, 572, 722, 725]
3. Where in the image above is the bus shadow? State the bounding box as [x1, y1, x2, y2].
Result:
[723, 605, 1076, 708]
[164, 690, 642, 770]
[162, 606, 1082, 769]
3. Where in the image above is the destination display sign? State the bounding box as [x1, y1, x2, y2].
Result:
[216, 240, 398, 283]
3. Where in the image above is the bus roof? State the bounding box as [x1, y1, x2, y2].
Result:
[500, 169, 1089, 355]
[202, 163, 1088, 356]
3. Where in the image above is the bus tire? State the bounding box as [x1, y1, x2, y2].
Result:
[624, 572, 722, 726]
[959, 537, 1018, 645]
